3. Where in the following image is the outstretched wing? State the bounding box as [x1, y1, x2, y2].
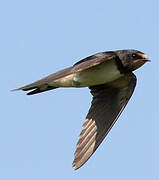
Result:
[11, 52, 117, 95]
[72, 73, 136, 170]
[11, 67, 73, 95]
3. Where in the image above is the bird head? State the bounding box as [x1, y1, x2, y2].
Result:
[116, 49, 150, 72]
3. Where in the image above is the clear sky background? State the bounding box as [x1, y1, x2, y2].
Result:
[1, 0, 158, 179]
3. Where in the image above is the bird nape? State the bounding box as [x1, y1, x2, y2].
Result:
[12, 49, 150, 170]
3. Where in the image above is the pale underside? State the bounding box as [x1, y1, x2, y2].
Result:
[50, 59, 122, 87]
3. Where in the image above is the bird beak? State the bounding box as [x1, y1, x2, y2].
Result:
[141, 59, 151, 62]
[132, 56, 150, 70]
[137, 53, 151, 62]
[138, 53, 147, 59]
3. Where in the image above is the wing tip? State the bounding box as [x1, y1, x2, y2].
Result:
[72, 162, 80, 170]
[10, 86, 33, 93]
[11, 85, 58, 95]
[10, 87, 23, 92]
[10, 87, 36, 95]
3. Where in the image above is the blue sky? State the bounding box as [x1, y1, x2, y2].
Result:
[1, 0, 159, 179]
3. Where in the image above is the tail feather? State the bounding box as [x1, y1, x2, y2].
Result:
[11, 84, 58, 95]
[11, 66, 73, 95]
[26, 86, 58, 95]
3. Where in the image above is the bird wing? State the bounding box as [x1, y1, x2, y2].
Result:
[72, 73, 136, 170]
[73, 51, 117, 72]
[11, 52, 117, 95]
[11, 67, 73, 95]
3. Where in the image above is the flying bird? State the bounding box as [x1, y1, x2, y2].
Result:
[12, 49, 149, 170]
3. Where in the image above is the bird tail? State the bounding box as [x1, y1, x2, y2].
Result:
[11, 84, 58, 95]
[11, 67, 73, 95]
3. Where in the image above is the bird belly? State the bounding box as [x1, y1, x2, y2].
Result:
[73, 60, 123, 87]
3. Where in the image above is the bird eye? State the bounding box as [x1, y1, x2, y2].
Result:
[132, 53, 136, 58]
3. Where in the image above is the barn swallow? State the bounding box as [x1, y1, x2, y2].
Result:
[12, 49, 150, 170]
